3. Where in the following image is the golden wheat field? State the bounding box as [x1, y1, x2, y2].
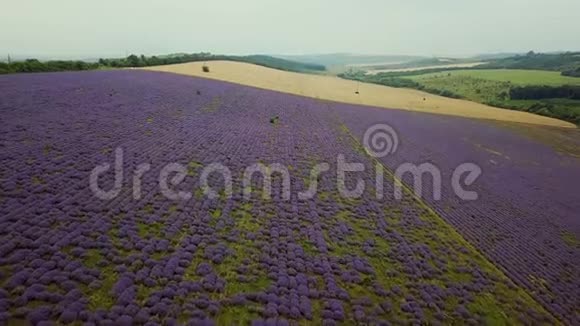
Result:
[145, 61, 575, 128]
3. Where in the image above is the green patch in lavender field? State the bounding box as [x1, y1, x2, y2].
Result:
[9, 286, 26, 298]
[86, 266, 117, 311]
[322, 230, 350, 256]
[61, 245, 73, 255]
[223, 275, 270, 297]
[220, 242, 247, 269]
[211, 209, 222, 219]
[182, 251, 205, 281]
[170, 229, 189, 247]
[150, 251, 168, 260]
[107, 222, 121, 248]
[342, 281, 381, 302]
[490, 280, 551, 323]
[444, 295, 460, 312]
[194, 187, 205, 199]
[561, 230, 579, 247]
[129, 258, 144, 272]
[0, 266, 11, 288]
[232, 204, 260, 233]
[217, 188, 229, 201]
[241, 184, 252, 196]
[468, 293, 509, 325]
[31, 176, 44, 185]
[369, 257, 404, 289]
[446, 267, 474, 283]
[312, 299, 323, 323]
[168, 204, 179, 213]
[216, 305, 260, 326]
[317, 191, 331, 201]
[116, 248, 141, 258]
[142, 204, 154, 215]
[83, 249, 103, 268]
[136, 284, 160, 305]
[301, 164, 325, 189]
[299, 239, 318, 255]
[335, 210, 351, 221]
[209, 237, 267, 298]
[43, 144, 53, 155]
[49, 168, 63, 176]
[23, 300, 52, 311]
[337, 194, 362, 206]
[171, 108, 184, 119]
[137, 221, 163, 238]
[338, 210, 392, 258]
[46, 283, 62, 294]
[188, 160, 203, 176]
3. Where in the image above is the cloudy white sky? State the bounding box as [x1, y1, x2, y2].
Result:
[1, 0, 579, 59]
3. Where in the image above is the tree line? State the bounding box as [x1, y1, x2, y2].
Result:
[0, 59, 98, 74]
[0, 53, 326, 75]
[481, 51, 580, 73]
[338, 70, 463, 99]
[509, 85, 580, 100]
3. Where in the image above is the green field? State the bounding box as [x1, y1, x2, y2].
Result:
[407, 73, 511, 103]
[408, 69, 580, 86]
[395, 69, 580, 124]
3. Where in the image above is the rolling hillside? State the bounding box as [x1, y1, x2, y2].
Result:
[144, 61, 574, 128]
[272, 53, 423, 67]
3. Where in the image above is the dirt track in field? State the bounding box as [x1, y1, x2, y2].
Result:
[144, 61, 575, 128]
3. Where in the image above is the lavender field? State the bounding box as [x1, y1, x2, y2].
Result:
[0, 70, 578, 325]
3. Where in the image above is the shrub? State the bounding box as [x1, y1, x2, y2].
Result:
[562, 67, 580, 77]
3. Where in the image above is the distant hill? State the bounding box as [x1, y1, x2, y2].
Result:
[480, 51, 580, 72]
[145, 60, 573, 128]
[272, 53, 424, 67]
[470, 52, 524, 60]
[237, 55, 326, 72]
[363, 57, 481, 71]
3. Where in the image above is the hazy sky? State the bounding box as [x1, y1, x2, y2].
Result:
[1, 0, 579, 58]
